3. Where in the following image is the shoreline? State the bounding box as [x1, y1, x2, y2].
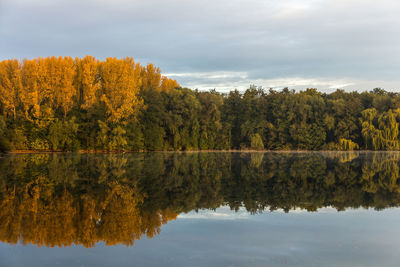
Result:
[5, 149, 398, 154]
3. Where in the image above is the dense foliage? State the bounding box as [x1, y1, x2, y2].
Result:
[1, 56, 400, 151]
[1, 152, 400, 247]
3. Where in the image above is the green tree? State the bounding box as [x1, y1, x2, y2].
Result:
[250, 133, 264, 150]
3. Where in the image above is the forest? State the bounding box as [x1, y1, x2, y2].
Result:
[1, 56, 400, 151]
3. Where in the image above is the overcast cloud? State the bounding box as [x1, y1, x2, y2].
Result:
[1, 0, 400, 92]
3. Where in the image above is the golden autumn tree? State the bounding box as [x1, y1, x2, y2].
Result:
[160, 76, 180, 92]
[0, 59, 22, 119]
[35, 57, 57, 109]
[20, 57, 76, 125]
[34, 57, 76, 119]
[75, 56, 100, 110]
[20, 59, 41, 122]
[99, 57, 143, 123]
[52, 57, 76, 118]
[141, 63, 161, 91]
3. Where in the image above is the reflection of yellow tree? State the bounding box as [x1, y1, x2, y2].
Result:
[0, 179, 177, 248]
[361, 152, 400, 193]
[0, 188, 19, 245]
[2, 152, 400, 247]
[141, 208, 178, 239]
[249, 153, 264, 168]
[337, 151, 360, 163]
[98, 181, 143, 246]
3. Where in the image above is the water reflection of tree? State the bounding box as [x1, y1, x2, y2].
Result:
[1, 152, 400, 247]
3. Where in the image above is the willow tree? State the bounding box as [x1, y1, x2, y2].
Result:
[339, 138, 359, 150]
[250, 133, 264, 150]
[361, 108, 400, 150]
[361, 108, 378, 149]
[377, 109, 400, 150]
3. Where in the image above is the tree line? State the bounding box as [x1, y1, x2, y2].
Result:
[1, 152, 400, 247]
[1, 56, 400, 151]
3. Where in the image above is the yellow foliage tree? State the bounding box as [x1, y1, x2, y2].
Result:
[52, 57, 76, 118]
[75, 56, 100, 109]
[339, 138, 359, 150]
[141, 63, 161, 91]
[160, 76, 180, 92]
[99, 57, 143, 123]
[20, 59, 41, 122]
[0, 56, 179, 126]
[0, 60, 22, 119]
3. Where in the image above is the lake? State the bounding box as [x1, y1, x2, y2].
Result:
[1, 152, 400, 266]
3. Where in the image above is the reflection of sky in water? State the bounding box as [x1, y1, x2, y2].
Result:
[2, 207, 400, 267]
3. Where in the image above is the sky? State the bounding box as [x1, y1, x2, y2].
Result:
[1, 0, 400, 92]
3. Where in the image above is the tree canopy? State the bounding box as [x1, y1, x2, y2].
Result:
[1, 56, 400, 151]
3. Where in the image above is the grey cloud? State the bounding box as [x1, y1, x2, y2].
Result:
[0, 0, 400, 91]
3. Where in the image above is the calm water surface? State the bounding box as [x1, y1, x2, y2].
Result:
[1, 152, 400, 266]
